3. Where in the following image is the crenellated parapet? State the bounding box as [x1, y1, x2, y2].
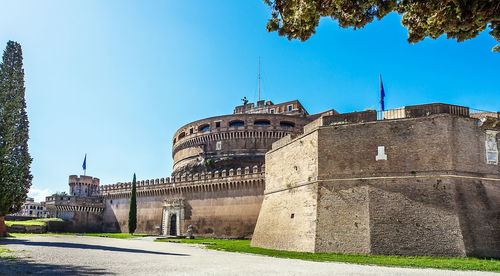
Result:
[69, 175, 100, 197]
[100, 165, 266, 199]
[45, 195, 105, 213]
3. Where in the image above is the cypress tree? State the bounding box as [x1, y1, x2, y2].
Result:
[0, 41, 32, 236]
[128, 173, 137, 234]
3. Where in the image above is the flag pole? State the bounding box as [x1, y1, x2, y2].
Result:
[83, 154, 87, 176]
[379, 74, 385, 119]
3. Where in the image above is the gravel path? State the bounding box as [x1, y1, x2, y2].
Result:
[0, 235, 497, 276]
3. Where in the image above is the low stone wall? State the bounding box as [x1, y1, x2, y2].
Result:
[46, 220, 73, 233]
[5, 215, 36, 221]
[7, 224, 47, 234]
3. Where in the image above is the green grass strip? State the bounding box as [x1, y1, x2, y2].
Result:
[155, 238, 500, 272]
[81, 233, 149, 239]
[5, 218, 64, 226]
[0, 245, 17, 259]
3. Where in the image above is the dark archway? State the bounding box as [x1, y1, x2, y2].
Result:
[169, 214, 177, 236]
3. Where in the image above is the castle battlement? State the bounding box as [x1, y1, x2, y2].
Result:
[45, 195, 105, 214]
[99, 165, 265, 198]
[69, 175, 100, 185]
[68, 175, 100, 197]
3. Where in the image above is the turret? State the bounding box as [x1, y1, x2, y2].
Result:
[68, 175, 100, 197]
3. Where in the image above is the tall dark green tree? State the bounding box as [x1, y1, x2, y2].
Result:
[0, 41, 32, 234]
[264, 0, 500, 52]
[128, 173, 137, 234]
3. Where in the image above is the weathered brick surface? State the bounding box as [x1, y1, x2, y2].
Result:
[252, 114, 500, 257]
[251, 131, 319, 251]
[367, 178, 465, 257]
[103, 185, 264, 237]
[315, 183, 370, 253]
[251, 184, 318, 251]
[264, 131, 318, 193]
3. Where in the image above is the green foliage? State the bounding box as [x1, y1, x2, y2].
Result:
[156, 238, 500, 272]
[265, 0, 500, 51]
[203, 158, 212, 167]
[52, 191, 68, 197]
[0, 41, 32, 216]
[128, 173, 137, 234]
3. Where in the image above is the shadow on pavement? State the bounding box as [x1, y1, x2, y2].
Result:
[1, 239, 189, 256]
[0, 258, 111, 276]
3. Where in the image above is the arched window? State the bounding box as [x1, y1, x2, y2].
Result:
[254, 119, 271, 126]
[198, 124, 210, 132]
[178, 132, 186, 140]
[173, 138, 176, 144]
[229, 120, 245, 127]
[280, 121, 295, 128]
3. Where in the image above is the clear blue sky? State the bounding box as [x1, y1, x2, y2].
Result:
[1, 1, 499, 201]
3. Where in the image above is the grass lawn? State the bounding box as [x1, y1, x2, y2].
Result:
[155, 238, 500, 272]
[5, 218, 64, 227]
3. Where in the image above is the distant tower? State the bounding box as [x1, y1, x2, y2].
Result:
[68, 175, 100, 197]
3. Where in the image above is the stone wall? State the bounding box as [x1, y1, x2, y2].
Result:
[7, 224, 47, 234]
[101, 167, 265, 237]
[252, 130, 319, 250]
[251, 184, 318, 251]
[103, 184, 264, 237]
[252, 113, 500, 257]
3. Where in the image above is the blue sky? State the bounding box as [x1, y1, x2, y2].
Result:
[1, 1, 499, 201]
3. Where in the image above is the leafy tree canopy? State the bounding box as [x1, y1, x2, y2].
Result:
[265, 0, 500, 52]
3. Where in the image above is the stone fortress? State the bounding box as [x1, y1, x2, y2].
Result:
[46, 100, 500, 258]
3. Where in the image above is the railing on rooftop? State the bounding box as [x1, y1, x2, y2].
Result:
[374, 103, 498, 121]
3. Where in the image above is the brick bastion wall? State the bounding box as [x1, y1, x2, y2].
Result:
[252, 108, 500, 257]
[99, 165, 265, 238]
[45, 195, 105, 232]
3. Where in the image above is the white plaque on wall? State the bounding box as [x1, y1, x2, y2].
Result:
[485, 130, 499, 165]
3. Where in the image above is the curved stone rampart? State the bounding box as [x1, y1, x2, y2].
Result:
[171, 114, 311, 174]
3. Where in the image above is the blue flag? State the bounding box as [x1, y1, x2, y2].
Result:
[82, 154, 87, 170]
[380, 74, 385, 111]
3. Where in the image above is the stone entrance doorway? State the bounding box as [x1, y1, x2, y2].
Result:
[162, 198, 184, 236]
[170, 214, 177, 236]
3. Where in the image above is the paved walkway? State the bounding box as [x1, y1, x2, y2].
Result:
[0, 235, 497, 275]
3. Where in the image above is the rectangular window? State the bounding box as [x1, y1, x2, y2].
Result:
[270, 109, 275, 114]
[189, 128, 193, 134]
[215, 121, 221, 128]
[287, 105, 293, 111]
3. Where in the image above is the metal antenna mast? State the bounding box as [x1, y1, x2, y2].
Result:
[258, 57, 261, 101]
